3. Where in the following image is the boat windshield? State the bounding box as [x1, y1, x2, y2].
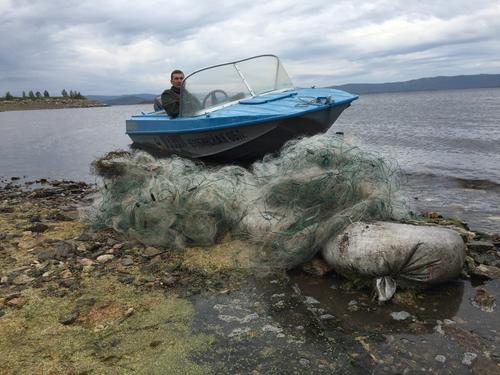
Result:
[180, 55, 294, 116]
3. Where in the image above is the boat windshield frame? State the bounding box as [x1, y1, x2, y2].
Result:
[179, 54, 294, 117]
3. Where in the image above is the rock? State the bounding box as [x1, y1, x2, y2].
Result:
[125, 307, 134, 317]
[37, 250, 57, 261]
[45, 212, 72, 221]
[0, 206, 14, 213]
[471, 264, 500, 279]
[301, 257, 334, 277]
[106, 238, 120, 247]
[59, 311, 79, 325]
[90, 250, 105, 259]
[29, 215, 41, 222]
[54, 241, 75, 259]
[5, 296, 27, 308]
[467, 241, 495, 252]
[299, 358, 310, 366]
[76, 233, 94, 241]
[142, 246, 164, 258]
[390, 311, 412, 321]
[78, 258, 95, 266]
[471, 287, 496, 312]
[161, 275, 177, 286]
[12, 274, 35, 285]
[470, 251, 500, 267]
[304, 296, 320, 305]
[319, 314, 335, 320]
[96, 254, 114, 263]
[121, 256, 134, 266]
[434, 355, 446, 363]
[60, 270, 72, 279]
[462, 352, 477, 366]
[82, 265, 94, 273]
[26, 223, 49, 233]
[119, 276, 135, 284]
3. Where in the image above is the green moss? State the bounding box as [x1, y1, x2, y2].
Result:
[0, 276, 213, 374]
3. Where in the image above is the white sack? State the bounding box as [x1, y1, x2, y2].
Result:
[322, 221, 466, 301]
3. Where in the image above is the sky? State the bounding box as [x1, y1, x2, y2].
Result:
[1, 0, 500, 95]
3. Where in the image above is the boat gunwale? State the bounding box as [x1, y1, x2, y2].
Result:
[126, 95, 358, 135]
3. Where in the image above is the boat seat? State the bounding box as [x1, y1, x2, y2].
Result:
[153, 95, 163, 112]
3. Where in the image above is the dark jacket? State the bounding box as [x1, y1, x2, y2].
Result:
[161, 86, 181, 117]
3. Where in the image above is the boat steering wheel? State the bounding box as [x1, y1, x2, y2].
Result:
[202, 89, 229, 107]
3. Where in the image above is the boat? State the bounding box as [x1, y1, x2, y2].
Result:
[126, 55, 358, 162]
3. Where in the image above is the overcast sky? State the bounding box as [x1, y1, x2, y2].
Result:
[1, 0, 500, 95]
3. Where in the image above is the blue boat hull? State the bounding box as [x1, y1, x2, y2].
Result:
[128, 102, 351, 162]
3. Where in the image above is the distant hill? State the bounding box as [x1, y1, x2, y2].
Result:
[330, 74, 500, 94]
[87, 94, 156, 105]
[86, 74, 500, 104]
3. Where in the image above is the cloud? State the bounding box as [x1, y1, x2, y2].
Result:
[1, 0, 499, 94]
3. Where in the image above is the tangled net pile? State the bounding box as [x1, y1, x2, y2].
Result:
[82, 134, 409, 269]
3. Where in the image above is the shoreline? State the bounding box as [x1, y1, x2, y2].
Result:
[0, 98, 108, 112]
[1, 179, 499, 373]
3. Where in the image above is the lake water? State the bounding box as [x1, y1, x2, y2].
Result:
[1, 88, 499, 233]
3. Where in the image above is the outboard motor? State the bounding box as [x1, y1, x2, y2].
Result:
[153, 95, 163, 112]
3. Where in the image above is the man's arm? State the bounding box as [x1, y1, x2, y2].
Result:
[161, 90, 180, 117]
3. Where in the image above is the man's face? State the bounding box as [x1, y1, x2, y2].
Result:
[171, 73, 184, 88]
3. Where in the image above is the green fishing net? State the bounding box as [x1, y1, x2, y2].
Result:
[82, 133, 409, 269]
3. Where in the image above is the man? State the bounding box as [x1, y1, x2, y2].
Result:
[161, 69, 184, 117]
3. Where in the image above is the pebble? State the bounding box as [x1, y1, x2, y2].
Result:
[434, 355, 446, 363]
[218, 313, 259, 324]
[390, 311, 412, 321]
[5, 296, 27, 308]
[78, 258, 95, 266]
[37, 250, 57, 261]
[262, 324, 284, 334]
[299, 358, 310, 366]
[59, 311, 79, 325]
[82, 265, 94, 273]
[319, 314, 335, 320]
[121, 256, 134, 266]
[96, 254, 114, 263]
[125, 307, 134, 317]
[462, 352, 477, 366]
[12, 274, 35, 285]
[434, 323, 445, 335]
[26, 223, 49, 233]
[304, 296, 320, 305]
[143, 246, 164, 257]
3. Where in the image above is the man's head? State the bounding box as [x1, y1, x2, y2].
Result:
[170, 70, 184, 88]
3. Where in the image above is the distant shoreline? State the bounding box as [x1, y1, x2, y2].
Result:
[0, 98, 109, 112]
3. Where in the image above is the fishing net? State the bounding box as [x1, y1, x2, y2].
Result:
[82, 133, 409, 269]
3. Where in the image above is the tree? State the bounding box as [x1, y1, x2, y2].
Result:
[69, 90, 75, 98]
[43, 90, 50, 97]
[22, 91, 26, 98]
[35, 91, 42, 98]
[5, 91, 14, 100]
[29, 90, 35, 98]
[61, 89, 68, 97]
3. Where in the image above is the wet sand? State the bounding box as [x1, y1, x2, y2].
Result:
[0, 179, 499, 374]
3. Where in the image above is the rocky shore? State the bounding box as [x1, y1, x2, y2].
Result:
[0, 98, 108, 112]
[1, 179, 499, 374]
